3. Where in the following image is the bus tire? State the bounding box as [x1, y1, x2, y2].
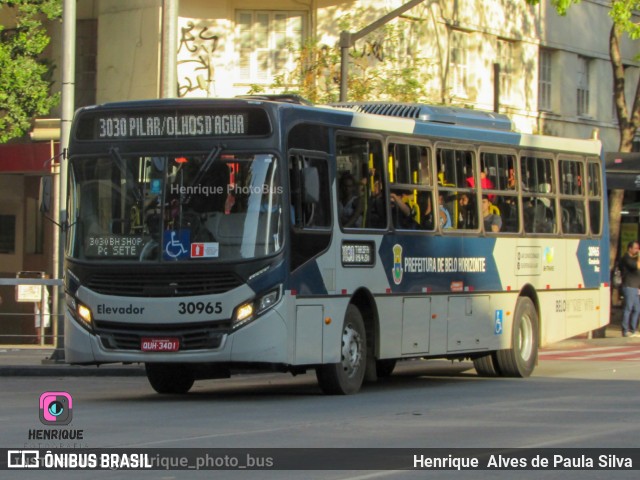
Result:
[473, 353, 500, 377]
[145, 363, 195, 394]
[316, 305, 367, 395]
[495, 297, 538, 377]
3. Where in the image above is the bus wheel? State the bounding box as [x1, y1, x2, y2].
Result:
[496, 297, 538, 377]
[473, 353, 500, 377]
[376, 359, 397, 378]
[316, 305, 367, 395]
[145, 363, 195, 394]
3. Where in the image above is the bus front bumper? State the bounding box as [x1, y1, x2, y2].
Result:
[64, 307, 289, 366]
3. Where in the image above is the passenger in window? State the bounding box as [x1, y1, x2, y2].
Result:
[537, 174, 552, 194]
[338, 173, 363, 228]
[482, 196, 502, 232]
[419, 192, 434, 230]
[576, 173, 583, 194]
[507, 167, 516, 189]
[456, 193, 471, 229]
[497, 196, 518, 232]
[524, 198, 553, 233]
[466, 169, 494, 190]
[390, 191, 419, 229]
[426, 192, 452, 229]
[457, 192, 474, 229]
[366, 175, 386, 228]
[467, 170, 495, 203]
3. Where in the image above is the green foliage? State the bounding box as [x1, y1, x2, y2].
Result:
[266, 38, 342, 104]
[525, 1, 581, 16]
[610, 0, 640, 40]
[0, 0, 62, 143]
[262, 7, 432, 104]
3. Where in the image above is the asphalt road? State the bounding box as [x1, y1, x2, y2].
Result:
[1, 354, 639, 479]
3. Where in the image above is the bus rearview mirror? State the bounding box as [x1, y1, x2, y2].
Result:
[39, 176, 52, 213]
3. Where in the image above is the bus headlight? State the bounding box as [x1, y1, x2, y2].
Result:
[235, 303, 254, 324]
[232, 286, 281, 330]
[77, 304, 93, 325]
[258, 289, 279, 312]
[67, 295, 94, 331]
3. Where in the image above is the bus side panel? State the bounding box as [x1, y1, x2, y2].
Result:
[294, 305, 324, 364]
[565, 238, 609, 337]
[230, 309, 288, 363]
[402, 297, 431, 354]
[507, 237, 566, 346]
[446, 295, 491, 352]
[376, 296, 404, 359]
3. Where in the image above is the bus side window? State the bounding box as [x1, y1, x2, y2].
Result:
[481, 152, 517, 191]
[388, 143, 433, 231]
[417, 191, 435, 230]
[493, 195, 518, 233]
[560, 199, 586, 234]
[289, 152, 332, 270]
[589, 199, 601, 235]
[334, 136, 386, 229]
[453, 191, 477, 230]
[560, 159, 582, 196]
[587, 161, 602, 235]
[480, 151, 519, 233]
[437, 148, 474, 188]
[559, 159, 586, 235]
[290, 156, 330, 228]
[524, 196, 556, 234]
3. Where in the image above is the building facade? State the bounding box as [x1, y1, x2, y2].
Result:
[66, 0, 639, 152]
[0, 0, 638, 344]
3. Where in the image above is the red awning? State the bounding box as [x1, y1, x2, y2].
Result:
[0, 142, 60, 174]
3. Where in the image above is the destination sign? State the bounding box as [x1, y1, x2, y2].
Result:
[97, 113, 247, 139]
[341, 241, 375, 267]
[74, 107, 272, 140]
[85, 235, 145, 258]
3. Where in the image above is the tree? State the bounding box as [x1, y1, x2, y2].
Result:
[526, 0, 640, 268]
[252, 6, 432, 104]
[0, 0, 62, 143]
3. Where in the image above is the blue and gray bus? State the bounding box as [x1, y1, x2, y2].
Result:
[64, 97, 609, 394]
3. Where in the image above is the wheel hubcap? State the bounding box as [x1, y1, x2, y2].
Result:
[519, 314, 533, 361]
[341, 323, 362, 378]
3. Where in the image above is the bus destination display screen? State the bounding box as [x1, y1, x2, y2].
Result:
[75, 108, 271, 140]
[341, 241, 375, 267]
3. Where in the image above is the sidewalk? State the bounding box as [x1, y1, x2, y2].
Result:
[1, 308, 638, 376]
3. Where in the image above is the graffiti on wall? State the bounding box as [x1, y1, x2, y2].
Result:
[352, 40, 385, 63]
[177, 21, 221, 97]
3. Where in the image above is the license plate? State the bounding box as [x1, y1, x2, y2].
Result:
[141, 337, 180, 352]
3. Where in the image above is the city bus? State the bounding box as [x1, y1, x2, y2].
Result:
[63, 97, 609, 394]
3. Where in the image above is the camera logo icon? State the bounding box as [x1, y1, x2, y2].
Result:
[39, 391, 73, 425]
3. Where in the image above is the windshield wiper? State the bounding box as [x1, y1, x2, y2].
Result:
[189, 143, 225, 190]
[184, 144, 225, 206]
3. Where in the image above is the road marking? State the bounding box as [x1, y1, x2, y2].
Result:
[340, 472, 405, 480]
[540, 346, 640, 361]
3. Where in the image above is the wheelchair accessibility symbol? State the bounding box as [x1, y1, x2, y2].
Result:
[494, 310, 504, 335]
[163, 230, 190, 260]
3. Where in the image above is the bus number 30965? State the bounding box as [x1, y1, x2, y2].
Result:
[178, 302, 223, 315]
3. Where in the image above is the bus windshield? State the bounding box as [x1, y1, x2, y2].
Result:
[68, 152, 284, 262]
